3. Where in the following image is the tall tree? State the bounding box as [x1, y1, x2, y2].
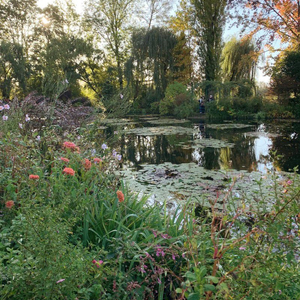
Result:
[228, 0, 300, 49]
[84, 0, 136, 89]
[191, 0, 227, 82]
[136, 0, 173, 30]
[125, 27, 177, 108]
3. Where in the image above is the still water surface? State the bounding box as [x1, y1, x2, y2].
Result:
[97, 117, 300, 204]
[102, 118, 300, 174]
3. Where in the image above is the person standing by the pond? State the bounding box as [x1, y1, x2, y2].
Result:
[199, 96, 205, 113]
[208, 94, 214, 102]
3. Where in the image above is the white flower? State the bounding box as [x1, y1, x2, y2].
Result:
[25, 114, 30, 122]
[19, 123, 23, 129]
[36, 135, 41, 141]
[3, 115, 8, 121]
[4, 104, 10, 110]
[120, 94, 123, 99]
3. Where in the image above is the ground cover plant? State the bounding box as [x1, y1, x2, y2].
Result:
[1, 104, 300, 299]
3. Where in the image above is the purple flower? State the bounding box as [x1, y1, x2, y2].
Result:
[117, 154, 122, 161]
[112, 149, 117, 157]
[36, 135, 41, 141]
[152, 230, 158, 237]
[56, 279, 65, 284]
[156, 246, 165, 257]
[101, 143, 108, 150]
[172, 253, 176, 261]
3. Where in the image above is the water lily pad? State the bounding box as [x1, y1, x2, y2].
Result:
[146, 118, 190, 125]
[98, 118, 138, 125]
[244, 132, 281, 138]
[207, 124, 254, 130]
[124, 126, 195, 136]
[116, 162, 299, 211]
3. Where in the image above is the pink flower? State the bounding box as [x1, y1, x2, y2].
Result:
[0, 106, 3, 111]
[56, 279, 65, 284]
[116, 190, 125, 202]
[83, 158, 92, 170]
[92, 259, 103, 268]
[60, 157, 70, 163]
[25, 114, 30, 122]
[5, 200, 14, 209]
[93, 157, 102, 164]
[29, 174, 39, 180]
[239, 246, 246, 251]
[63, 167, 75, 176]
[4, 104, 10, 109]
[3, 115, 8, 121]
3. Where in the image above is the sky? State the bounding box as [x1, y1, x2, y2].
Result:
[37, 0, 270, 84]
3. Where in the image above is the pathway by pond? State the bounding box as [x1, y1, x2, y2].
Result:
[96, 117, 300, 209]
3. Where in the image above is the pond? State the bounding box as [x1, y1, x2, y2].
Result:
[96, 117, 300, 209]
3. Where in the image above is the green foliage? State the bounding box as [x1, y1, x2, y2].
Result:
[159, 82, 195, 117]
[0, 42, 28, 98]
[271, 50, 300, 104]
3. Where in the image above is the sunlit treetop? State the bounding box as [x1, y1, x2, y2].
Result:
[227, 0, 300, 50]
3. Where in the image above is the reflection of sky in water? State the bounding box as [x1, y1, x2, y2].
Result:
[254, 136, 273, 173]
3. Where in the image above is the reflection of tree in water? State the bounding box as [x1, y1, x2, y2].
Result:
[121, 134, 193, 167]
[204, 127, 258, 171]
[270, 126, 300, 173]
[230, 134, 257, 171]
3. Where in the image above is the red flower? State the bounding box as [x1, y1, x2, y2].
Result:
[93, 157, 102, 164]
[83, 159, 92, 170]
[63, 167, 75, 176]
[60, 157, 70, 163]
[5, 200, 14, 209]
[29, 174, 39, 180]
[116, 190, 124, 202]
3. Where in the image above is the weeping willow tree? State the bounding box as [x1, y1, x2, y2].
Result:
[221, 37, 258, 82]
[125, 27, 177, 110]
